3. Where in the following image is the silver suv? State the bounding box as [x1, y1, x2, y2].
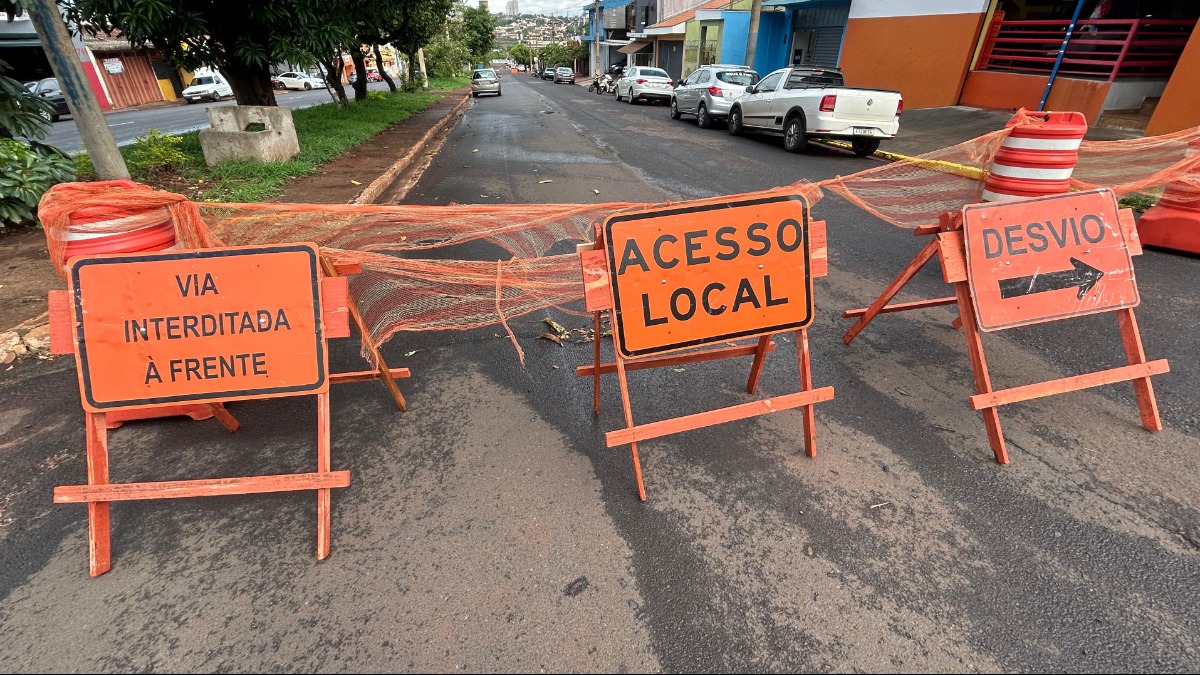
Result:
[670, 64, 759, 128]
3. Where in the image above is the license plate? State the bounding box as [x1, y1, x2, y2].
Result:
[853, 127, 874, 136]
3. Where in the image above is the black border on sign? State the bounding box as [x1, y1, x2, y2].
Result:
[71, 244, 327, 410]
[604, 194, 812, 359]
[962, 188, 1140, 332]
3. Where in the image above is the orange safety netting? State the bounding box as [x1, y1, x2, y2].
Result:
[38, 109, 1200, 357]
[825, 108, 1200, 229]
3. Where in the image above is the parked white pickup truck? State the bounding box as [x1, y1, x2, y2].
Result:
[727, 66, 902, 156]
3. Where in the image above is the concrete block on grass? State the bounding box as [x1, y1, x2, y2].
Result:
[199, 106, 301, 166]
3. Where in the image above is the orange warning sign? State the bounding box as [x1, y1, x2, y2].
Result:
[605, 195, 812, 358]
[963, 189, 1139, 332]
[69, 243, 327, 411]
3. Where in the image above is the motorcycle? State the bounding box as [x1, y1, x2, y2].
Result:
[598, 74, 616, 95]
[587, 74, 602, 93]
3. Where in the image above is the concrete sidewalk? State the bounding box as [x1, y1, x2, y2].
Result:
[883, 105, 1139, 157]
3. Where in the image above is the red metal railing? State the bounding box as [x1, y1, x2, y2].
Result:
[977, 17, 1197, 81]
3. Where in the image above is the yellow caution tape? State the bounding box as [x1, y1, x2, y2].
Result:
[819, 140, 986, 181]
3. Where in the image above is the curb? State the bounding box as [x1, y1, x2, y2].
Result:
[818, 139, 985, 180]
[352, 92, 473, 205]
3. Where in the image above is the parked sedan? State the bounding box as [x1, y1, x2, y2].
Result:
[275, 71, 322, 90]
[25, 78, 69, 122]
[553, 67, 575, 84]
[616, 66, 673, 105]
[471, 68, 501, 97]
[671, 64, 759, 128]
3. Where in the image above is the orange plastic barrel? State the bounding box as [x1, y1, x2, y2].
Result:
[61, 206, 177, 263]
[982, 111, 1088, 202]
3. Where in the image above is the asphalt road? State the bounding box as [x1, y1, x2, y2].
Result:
[44, 82, 390, 154]
[1, 73, 1198, 672]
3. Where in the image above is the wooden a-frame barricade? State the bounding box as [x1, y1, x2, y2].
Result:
[839, 194, 1167, 464]
[48, 245, 410, 576]
[576, 216, 834, 501]
[86, 256, 409, 433]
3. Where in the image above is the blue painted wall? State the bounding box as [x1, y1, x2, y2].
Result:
[719, 10, 751, 67]
[754, 12, 788, 75]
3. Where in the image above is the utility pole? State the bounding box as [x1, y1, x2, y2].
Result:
[592, 0, 600, 76]
[417, 47, 428, 89]
[25, 0, 129, 180]
[745, 0, 764, 71]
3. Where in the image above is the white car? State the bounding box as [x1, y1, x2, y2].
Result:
[616, 66, 673, 105]
[276, 71, 323, 90]
[728, 66, 902, 156]
[182, 73, 233, 103]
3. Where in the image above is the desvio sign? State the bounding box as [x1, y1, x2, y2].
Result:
[963, 189, 1139, 331]
[69, 243, 328, 411]
[604, 195, 813, 358]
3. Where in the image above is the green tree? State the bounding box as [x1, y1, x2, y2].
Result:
[460, 4, 496, 62]
[71, 0, 354, 106]
[0, 58, 74, 227]
[509, 43, 532, 69]
[343, 0, 450, 100]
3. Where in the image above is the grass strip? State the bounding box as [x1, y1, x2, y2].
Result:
[77, 77, 467, 203]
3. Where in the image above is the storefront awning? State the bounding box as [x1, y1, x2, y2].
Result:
[618, 40, 651, 55]
[0, 15, 40, 47]
[763, 0, 848, 5]
[583, 0, 634, 9]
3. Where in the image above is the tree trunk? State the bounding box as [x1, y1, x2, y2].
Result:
[220, 58, 277, 107]
[374, 44, 396, 93]
[350, 49, 369, 101]
[407, 51, 417, 82]
[321, 56, 348, 106]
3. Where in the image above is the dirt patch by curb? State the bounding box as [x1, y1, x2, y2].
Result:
[274, 88, 470, 205]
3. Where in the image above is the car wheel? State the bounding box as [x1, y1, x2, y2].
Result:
[852, 138, 881, 157]
[211, 93, 221, 102]
[497, 89, 502, 96]
[628, 89, 637, 104]
[472, 92, 478, 97]
[185, 98, 194, 105]
[304, 82, 312, 90]
[728, 107, 744, 136]
[783, 115, 808, 153]
[697, 103, 711, 129]
[669, 98, 681, 120]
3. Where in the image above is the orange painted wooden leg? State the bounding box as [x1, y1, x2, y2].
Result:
[797, 329, 817, 458]
[610, 316, 646, 501]
[746, 336, 772, 394]
[1116, 308, 1163, 432]
[207, 403, 240, 432]
[592, 311, 602, 415]
[954, 281, 1009, 464]
[843, 237, 940, 344]
[316, 392, 332, 559]
[85, 411, 112, 576]
[322, 256, 407, 412]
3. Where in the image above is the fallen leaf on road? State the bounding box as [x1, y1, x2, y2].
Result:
[869, 502, 891, 509]
[896, 387, 910, 396]
[350, 180, 362, 185]
[551, 364, 560, 369]
[404, 349, 421, 356]
[539, 179, 554, 184]
[593, 189, 600, 194]
[933, 423, 955, 432]
[538, 332, 563, 346]
[672, 368, 685, 373]
[542, 318, 566, 334]
[805, 547, 814, 557]
[472, 148, 479, 152]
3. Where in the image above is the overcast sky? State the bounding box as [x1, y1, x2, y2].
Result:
[482, 0, 588, 17]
